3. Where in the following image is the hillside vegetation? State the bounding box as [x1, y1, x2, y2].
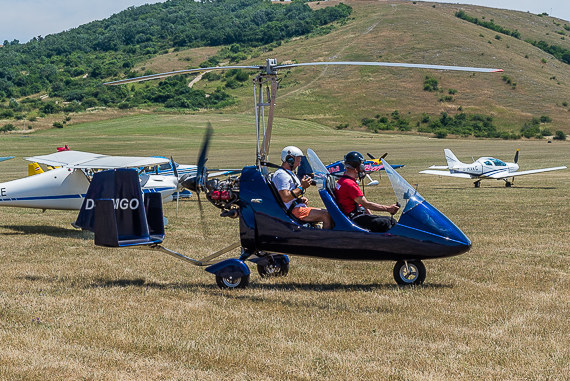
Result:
[0, 0, 569, 137]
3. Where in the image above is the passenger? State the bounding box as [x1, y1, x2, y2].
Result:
[335, 151, 399, 232]
[273, 146, 333, 229]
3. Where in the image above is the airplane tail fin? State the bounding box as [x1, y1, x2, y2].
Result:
[444, 149, 462, 169]
[75, 168, 164, 247]
[28, 162, 44, 176]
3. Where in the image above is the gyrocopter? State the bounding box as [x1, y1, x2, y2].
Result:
[92, 59, 503, 288]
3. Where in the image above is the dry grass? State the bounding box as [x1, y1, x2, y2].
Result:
[0, 113, 568, 380]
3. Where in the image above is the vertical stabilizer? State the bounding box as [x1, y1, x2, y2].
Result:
[444, 149, 462, 169]
[28, 162, 44, 176]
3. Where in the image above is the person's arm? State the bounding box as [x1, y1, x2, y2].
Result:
[354, 195, 399, 215]
[278, 186, 305, 203]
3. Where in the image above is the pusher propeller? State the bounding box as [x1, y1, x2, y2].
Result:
[178, 123, 213, 236]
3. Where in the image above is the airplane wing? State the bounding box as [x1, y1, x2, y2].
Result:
[419, 170, 473, 179]
[487, 166, 567, 179]
[0, 156, 15, 163]
[25, 150, 170, 169]
[428, 165, 448, 170]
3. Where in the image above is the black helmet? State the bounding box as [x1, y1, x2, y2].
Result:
[344, 151, 365, 172]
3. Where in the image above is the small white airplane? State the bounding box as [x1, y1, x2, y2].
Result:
[420, 149, 567, 187]
[0, 150, 179, 210]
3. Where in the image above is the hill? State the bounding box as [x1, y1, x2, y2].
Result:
[1, 0, 569, 137]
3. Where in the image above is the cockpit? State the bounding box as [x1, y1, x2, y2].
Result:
[482, 158, 507, 166]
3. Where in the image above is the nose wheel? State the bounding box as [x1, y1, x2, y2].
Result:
[393, 260, 426, 286]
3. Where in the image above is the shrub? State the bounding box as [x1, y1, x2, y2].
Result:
[553, 130, 566, 140]
[434, 129, 448, 138]
[423, 76, 438, 91]
[53, 122, 64, 128]
[335, 123, 349, 130]
[540, 115, 552, 123]
[0, 123, 16, 133]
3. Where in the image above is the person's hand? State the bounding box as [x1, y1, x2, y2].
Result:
[300, 176, 312, 189]
[301, 197, 309, 204]
[387, 203, 400, 215]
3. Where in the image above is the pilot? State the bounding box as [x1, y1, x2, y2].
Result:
[273, 146, 332, 229]
[335, 151, 399, 232]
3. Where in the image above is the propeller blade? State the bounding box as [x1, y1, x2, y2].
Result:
[380, 153, 388, 159]
[196, 192, 209, 237]
[170, 156, 180, 217]
[514, 149, 519, 164]
[366, 153, 376, 159]
[196, 123, 213, 190]
[170, 156, 179, 178]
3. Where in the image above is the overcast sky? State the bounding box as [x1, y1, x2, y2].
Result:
[1, 0, 569, 44]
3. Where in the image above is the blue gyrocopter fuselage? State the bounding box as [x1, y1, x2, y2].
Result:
[239, 150, 471, 262]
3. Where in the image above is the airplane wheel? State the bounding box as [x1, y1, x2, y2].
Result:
[474, 181, 481, 188]
[257, 262, 290, 278]
[215, 274, 250, 289]
[505, 181, 512, 187]
[393, 260, 426, 286]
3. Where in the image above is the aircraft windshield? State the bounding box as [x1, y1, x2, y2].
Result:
[491, 158, 506, 166]
[381, 159, 425, 213]
[305, 148, 329, 189]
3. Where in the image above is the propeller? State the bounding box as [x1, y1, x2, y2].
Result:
[170, 156, 180, 216]
[179, 123, 213, 236]
[366, 152, 388, 160]
[514, 149, 519, 164]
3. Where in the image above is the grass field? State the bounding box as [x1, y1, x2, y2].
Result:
[0, 113, 568, 380]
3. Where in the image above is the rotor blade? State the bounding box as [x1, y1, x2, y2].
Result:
[514, 149, 519, 164]
[103, 65, 262, 85]
[274, 61, 503, 73]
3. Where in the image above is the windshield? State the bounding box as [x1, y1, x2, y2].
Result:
[491, 158, 506, 166]
[305, 148, 329, 190]
[381, 159, 425, 213]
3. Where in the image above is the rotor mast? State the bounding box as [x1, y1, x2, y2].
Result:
[254, 59, 279, 169]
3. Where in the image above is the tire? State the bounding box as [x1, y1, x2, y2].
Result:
[257, 261, 290, 278]
[215, 274, 250, 289]
[393, 260, 426, 286]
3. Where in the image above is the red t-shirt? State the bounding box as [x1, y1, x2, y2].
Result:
[335, 175, 363, 215]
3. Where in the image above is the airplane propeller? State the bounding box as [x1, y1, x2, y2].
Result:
[170, 156, 180, 216]
[514, 149, 519, 164]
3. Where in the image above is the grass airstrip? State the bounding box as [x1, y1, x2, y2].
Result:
[0, 113, 568, 380]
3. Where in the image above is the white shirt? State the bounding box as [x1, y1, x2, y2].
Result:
[272, 168, 306, 209]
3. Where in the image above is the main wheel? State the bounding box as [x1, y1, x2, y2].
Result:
[257, 261, 290, 278]
[393, 260, 426, 286]
[215, 274, 250, 289]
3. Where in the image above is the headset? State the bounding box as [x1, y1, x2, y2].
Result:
[285, 154, 295, 168]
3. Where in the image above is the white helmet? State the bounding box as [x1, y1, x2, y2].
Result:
[280, 146, 303, 163]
